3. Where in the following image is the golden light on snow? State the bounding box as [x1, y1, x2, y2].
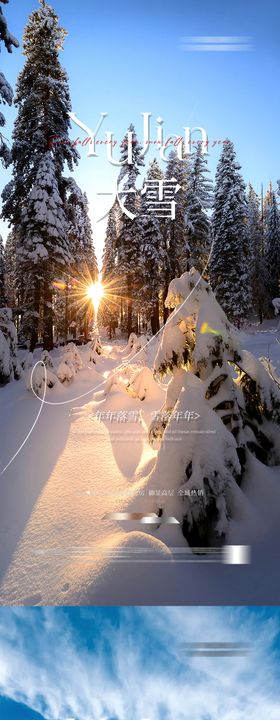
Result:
[51, 264, 127, 327]
[87, 280, 104, 312]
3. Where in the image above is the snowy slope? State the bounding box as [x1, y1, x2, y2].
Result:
[0, 325, 279, 605]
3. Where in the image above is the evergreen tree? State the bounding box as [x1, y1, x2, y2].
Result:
[0, 0, 19, 166]
[117, 123, 145, 336]
[0, 234, 5, 306]
[139, 159, 165, 334]
[102, 203, 118, 282]
[264, 186, 280, 303]
[2, 0, 79, 349]
[65, 178, 98, 278]
[0, 306, 21, 383]
[209, 140, 250, 326]
[125, 269, 280, 549]
[164, 149, 190, 277]
[4, 230, 18, 313]
[101, 202, 119, 337]
[20, 153, 70, 349]
[64, 177, 98, 340]
[118, 122, 145, 191]
[247, 184, 268, 322]
[184, 144, 213, 273]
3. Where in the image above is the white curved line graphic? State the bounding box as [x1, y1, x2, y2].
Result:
[30, 245, 215, 407]
[0, 246, 214, 476]
[0, 361, 47, 476]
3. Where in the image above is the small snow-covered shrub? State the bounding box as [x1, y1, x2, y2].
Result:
[272, 298, 280, 315]
[21, 352, 34, 372]
[0, 329, 11, 385]
[0, 307, 21, 382]
[127, 332, 138, 350]
[57, 360, 75, 384]
[63, 342, 83, 371]
[89, 336, 102, 355]
[25, 363, 57, 396]
[100, 363, 142, 397]
[88, 348, 100, 365]
[124, 334, 150, 365]
[126, 366, 159, 401]
[41, 349, 54, 368]
[133, 335, 150, 354]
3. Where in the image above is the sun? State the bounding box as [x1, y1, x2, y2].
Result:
[87, 280, 104, 311]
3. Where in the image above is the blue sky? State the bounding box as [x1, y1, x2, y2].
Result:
[0, 607, 280, 720]
[0, 0, 280, 262]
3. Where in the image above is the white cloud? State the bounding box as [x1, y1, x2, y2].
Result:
[0, 607, 279, 720]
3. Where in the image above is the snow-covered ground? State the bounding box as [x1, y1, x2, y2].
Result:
[0, 320, 279, 606]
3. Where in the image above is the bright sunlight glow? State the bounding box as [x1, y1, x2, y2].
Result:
[87, 281, 104, 311]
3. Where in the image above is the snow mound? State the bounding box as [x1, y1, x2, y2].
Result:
[86, 532, 173, 604]
[126, 366, 161, 401]
[122, 333, 150, 363]
[63, 342, 83, 371]
[25, 363, 57, 395]
[57, 360, 75, 384]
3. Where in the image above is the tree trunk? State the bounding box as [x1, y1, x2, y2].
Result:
[64, 283, 69, 343]
[43, 277, 54, 350]
[84, 316, 89, 342]
[127, 273, 132, 338]
[162, 284, 170, 324]
[29, 277, 41, 352]
[151, 299, 160, 335]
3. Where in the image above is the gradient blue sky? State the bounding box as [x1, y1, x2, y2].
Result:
[0, 0, 280, 263]
[1, 607, 280, 720]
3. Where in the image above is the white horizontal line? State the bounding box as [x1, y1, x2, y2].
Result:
[181, 44, 252, 52]
[180, 35, 252, 43]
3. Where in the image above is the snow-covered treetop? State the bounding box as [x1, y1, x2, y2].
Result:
[23, 0, 66, 56]
[0, 0, 19, 54]
[155, 268, 241, 378]
[0, 0, 19, 165]
[118, 123, 145, 194]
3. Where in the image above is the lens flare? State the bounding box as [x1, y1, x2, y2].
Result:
[87, 281, 104, 311]
[201, 321, 222, 337]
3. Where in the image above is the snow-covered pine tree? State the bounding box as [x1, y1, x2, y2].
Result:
[20, 153, 70, 350]
[264, 185, 280, 304]
[164, 149, 190, 277]
[101, 201, 119, 337]
[2, 0, 79, 348]
[159, 149, 191, 325]
[0, 0, 19, 166]
[64, 177, 98, 339]
[209, 140, 250, 326]
[0, 235, 5, 306]
[139, 159, 165, 334]
[127, 269, 280, 548]
[4, 230, 18, 314]
[117, 123, 145, 336]
[247, 183, 268, 322]
[0, 306, 21, 383]
[65, 178, 98, 278]
[184, 144, 213, 274]
[102, 202, 118, 281]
